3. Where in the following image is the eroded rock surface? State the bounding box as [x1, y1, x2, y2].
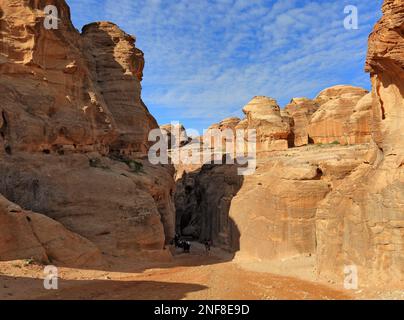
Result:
[307, 85, 373, 145]
[229, 144, 371, 261]
[237, 96, 291, 153]
[82, 22, 158, 156]
[0, 195, 102, 267]
[208, 117, 241, 132]
[315, 0, 404, 284]
[284, 98, 319, 147]
[0, 0, 175, 263]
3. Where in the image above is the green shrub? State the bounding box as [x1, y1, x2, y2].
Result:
[89, 158, 110, 170]
[126, 159, 143, 173]
[23, 258, 34, 267]
[108, 154, 143, 173]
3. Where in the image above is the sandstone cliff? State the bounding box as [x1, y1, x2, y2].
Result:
[315, 0, 404, 283]
[1, 0, 402, 290]
[307, 85, 373, 145]
[0, 0, 174, 264]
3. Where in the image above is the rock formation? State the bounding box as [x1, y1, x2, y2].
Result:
[176, 144, 370, 255]
[307, 85, 373, 145]
[229, 144, 371, 261]
[284, 97, 319, 147]
[208, 117, 241, 132]
[0, 0, 175, 264]
[0, 0, 402, 290]
[237, 96, 291, 153]
[160, 123, 190, 148]
[0, 0, 157, 156]
[175, 164, 242, 249]
[82, 22, 158, 156]
[315, 0, 404, 283]
[0, 195, 102, 267]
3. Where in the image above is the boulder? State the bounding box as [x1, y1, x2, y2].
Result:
[0, 194, 102, 267]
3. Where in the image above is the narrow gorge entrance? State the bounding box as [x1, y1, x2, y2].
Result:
[174, 163, 243, 252]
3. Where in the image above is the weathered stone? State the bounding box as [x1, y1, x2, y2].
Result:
[308, 85, 372, 145]
[284, 98, 319, 147]
[237, 96, 291, 153]
[316, 0, 404, 284]
[0, 0, 175, 261]
[0, 195, 102, 267]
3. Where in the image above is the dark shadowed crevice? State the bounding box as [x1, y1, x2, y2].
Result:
[174, 164, 242, 253]
[0, 110, 11, 154]
[0, 110, 8, 139]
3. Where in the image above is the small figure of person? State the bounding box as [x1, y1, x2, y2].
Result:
[204, 239, 212, 255]
[173, 233, 181, 248]
[183, 241, 191, 253]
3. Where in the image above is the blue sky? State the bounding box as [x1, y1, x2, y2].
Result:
[67, 0, 383, 132]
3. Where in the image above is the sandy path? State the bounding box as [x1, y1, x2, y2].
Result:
[0, 244, 356, 300]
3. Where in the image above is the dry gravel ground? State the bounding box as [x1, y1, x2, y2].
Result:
[0, 243, 402, 300]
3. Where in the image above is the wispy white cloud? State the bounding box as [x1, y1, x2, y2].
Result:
[67, 0, 383, 131]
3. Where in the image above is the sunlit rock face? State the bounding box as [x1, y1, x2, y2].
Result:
[284, 97, 319, 147]
[0, 0, 157, 156]
[237, 96, 291, 153]
[160, 123, 191, 148]
[229, 144, 371, 262]
[316, 0, 404, 284]
[0, 0, 175, 264]
[82, 22, 158, 157]
[307, 85, 373, 145]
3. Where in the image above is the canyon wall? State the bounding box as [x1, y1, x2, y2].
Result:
[0, 0, 174, 265]
[316, 0, 404, 283]
[175, 163, 242, 249]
